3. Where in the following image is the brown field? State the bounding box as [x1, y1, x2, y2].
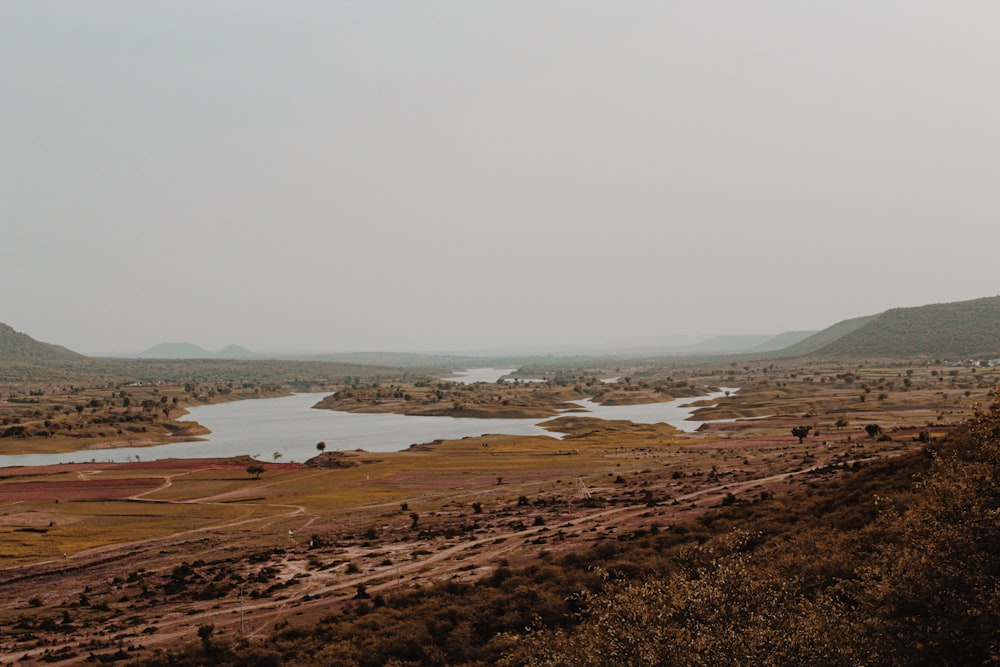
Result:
[0, 358, 997, 664]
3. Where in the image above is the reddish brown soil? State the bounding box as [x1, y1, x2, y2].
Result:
[0, 478, 164, 501]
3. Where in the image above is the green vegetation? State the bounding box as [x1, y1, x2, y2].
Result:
[819, 295, 1000, 359]
[0, 357, 441, 387]
[0, 322, 83, 362]
[771, 314, 877, 357]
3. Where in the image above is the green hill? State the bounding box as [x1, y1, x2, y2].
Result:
[771, 315, 877, 357]
[0, 322, 84, 361]
[817, 295, 1000, 359]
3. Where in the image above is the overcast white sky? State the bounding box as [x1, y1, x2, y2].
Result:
[2, 1, 999, 356]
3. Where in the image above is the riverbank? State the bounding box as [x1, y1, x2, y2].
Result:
[0, 387, 736, 468]
[314, 378, 714, 419]
[0, 390, 291, 457]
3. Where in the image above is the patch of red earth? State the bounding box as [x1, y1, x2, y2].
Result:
[361, 468, 580, 489]
[2, 459, 301, 477]
[0, 478, 164, 501]
[0, 463, 96, 476]
[114, 459, 301, 472]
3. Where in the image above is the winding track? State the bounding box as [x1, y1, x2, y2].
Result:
[0, 446, 915, 665]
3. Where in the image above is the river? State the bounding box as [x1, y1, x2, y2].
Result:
[0, 386, 736, 468]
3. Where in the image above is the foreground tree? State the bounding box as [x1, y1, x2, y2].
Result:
[791, 425, 811, 443]
[197, 624, 214, 654]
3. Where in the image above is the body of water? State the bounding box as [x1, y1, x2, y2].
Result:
[440, 368, 517, 384]
[568, 394, 733, 430]
[0, 384, 736, 468]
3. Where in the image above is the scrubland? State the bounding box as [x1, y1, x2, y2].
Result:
[0, 358, 997, 665]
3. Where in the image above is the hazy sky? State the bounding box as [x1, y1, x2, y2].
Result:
[3, 2, 999, 356]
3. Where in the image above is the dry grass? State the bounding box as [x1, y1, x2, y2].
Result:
[0, 359, 997, 664]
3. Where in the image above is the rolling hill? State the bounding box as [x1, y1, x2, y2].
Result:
[216, 344, 258, 359]
[772, 315, 878, 357]
[681, 334, 775, 355]
[18, 294, 1000, 366]
[815, 296, 1000, 359]
[0, 322, 84, 361]
[138, 343, 270, 359]
[750, 330, 816, 353]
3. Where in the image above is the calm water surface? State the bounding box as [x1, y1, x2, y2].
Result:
[0, 385, 736, 468]
[441, 368, 517, 384]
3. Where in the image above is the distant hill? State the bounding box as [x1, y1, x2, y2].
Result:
[133, 345, 494, 367]
[139, 342, 211, 359]
[139, 343, 268, 359]
[579, 334, 701, 355]
[571, 334, 794, 357]
[216, 344, 258, 359]
[0, 322, 84, 361]
[772, 315, 877, 357]
[131, 296, 1000, 364]
[815, 296, 1000, 359]
[682, 334, 775, 355]
[751, 331, 817, 353]
[299, 351, 508, 368]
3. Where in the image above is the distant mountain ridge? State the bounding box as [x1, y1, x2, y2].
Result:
[771, 315, 878, 358]
[139, 342, 259, 359]
[751, 331, 816, 353]
[216, 344, 257, 359]
[0, 322, 84, 361]
[681, 334, 774, 354]
[80, 295, 1000, 364]
[139, 342, 211, 359]
[562, 331, 816, 358]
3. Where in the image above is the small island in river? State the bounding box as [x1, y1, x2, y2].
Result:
[313, 375, 714, 419]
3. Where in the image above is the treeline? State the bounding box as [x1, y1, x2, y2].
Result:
[0, 358, 437, 387]
[129, 393, 1000, 667]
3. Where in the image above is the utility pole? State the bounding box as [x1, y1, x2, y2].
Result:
[239, 587, 245, 637]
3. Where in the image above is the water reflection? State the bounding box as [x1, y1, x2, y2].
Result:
[0, 388, 736, 468]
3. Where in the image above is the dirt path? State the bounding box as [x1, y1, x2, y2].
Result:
[121, 452, 897, 650]
[0, 444, 919, 665]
